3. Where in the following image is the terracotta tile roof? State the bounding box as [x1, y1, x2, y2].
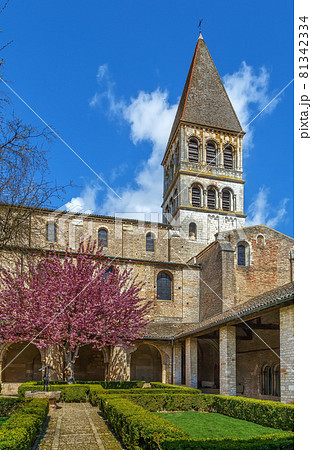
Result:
[143, 323, 192, 340]
[166, 36, 242, 152]
[173, 282, 294, 339]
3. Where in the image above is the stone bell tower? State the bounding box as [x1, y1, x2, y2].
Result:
[161, 33, 246, 245]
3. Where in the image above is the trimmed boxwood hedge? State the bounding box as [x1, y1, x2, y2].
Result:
[206, 395, 294, 432]
[159, 434, 294, 449]
[18, 382, 89, 402]
[98, 394, 294, 450]
[99, 395, 189, 449]
[123, 393, 293, 431]
[0, 398, 49, 449]
[0, 398, 21, 418]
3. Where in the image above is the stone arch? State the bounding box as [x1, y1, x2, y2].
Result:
[75, 345, 109, 381]
[130, 343, 162, 382]
[1, 342, 42, 383]
[256, 233, 266, 247]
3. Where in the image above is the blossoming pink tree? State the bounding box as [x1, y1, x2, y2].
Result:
[0, 240, 152, 383]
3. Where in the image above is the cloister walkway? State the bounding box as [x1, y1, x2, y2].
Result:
[34, 402, 123, 450]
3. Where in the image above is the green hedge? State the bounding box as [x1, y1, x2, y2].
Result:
[159, 434, 294, 449]
[125, 394, 293, 432]
[18, 383, 89, 402]
[0, 398, 49, 449]
[99, 395, 188, 449]
[108, 393, 293, 432]
[88, 385, 105, 405]
[206, 395, 294, 432]
[150, 382, 199, 391]
[125, 394, 292, 429]
[0, 398, 21, 417]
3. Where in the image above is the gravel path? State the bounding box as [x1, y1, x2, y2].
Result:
[33, 402, 123, 450]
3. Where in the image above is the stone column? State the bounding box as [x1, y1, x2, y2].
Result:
[218, 191, 222, 210]
[109, 346, 130, 381]
[173, 343, 182, 385]
[219, 326, 236, 396]
[203, 189, 207, 208]
[280, 305, 294, 404]
[185, 337, 198, 388]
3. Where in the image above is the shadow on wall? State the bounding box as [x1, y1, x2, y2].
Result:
[130, 344, 162, 382]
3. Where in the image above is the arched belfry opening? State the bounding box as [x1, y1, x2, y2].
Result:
[130, 344, 162, 382]
[75, 345, 108, 381]
[2, 342, 42, 382]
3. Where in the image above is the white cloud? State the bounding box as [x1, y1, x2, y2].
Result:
[223, 62, 275, 151]
[65, 184, 100, 215]
[102, 89, 178, 217]
[246, 186, 288, 228]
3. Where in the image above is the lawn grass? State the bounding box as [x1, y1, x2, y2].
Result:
[155, 412, 288, 439]
[0, 417, 9, 427]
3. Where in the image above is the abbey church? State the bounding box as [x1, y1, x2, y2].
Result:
[0, 35, 294, 404]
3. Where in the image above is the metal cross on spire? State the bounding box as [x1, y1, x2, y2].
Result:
[198, 19, 203, 34]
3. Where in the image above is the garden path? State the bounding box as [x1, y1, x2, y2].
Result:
[33, 402, 123, 450]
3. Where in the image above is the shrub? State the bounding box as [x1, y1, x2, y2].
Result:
[123, 393, 208, 412]
[206, 395, 294, 432]
[18, 382, 89, 402]
[116, 394, 294, 432]
[0, 398, 49, 449]
[99, 395, 189, 449]
[159, 434, 294, 449]
[150, 382, 200, 391]
[0, 398, 21, 417]
[98, 387, 200, 397]
[89, 385, 105, 405]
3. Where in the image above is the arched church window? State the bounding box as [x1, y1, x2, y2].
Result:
[237, 244, 246, 266]
[157, 272, 172, 301]
[47, 222, 56, 242]
[189, 222, 197, 240]
[188, 138, 199, 162]
[146, 233, 155, 252]
[98, 228, 108, 247]
[192, 186, 201, 207]
[261, 365, 272, 395]
[224, 146, 233, 169]
[206, 141, 216, 166]
[207, 188, 216, 209]
[222, 189, 231, 211]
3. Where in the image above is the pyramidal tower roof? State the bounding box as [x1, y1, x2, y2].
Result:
[166, 34, 243, 150]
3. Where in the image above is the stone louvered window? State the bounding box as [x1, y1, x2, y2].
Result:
[191, 186, 201, 207]
[146, 233, 155, 252]
[223, 146, 233, 169]
[98, 228, 108, 247]
[157, 272, 172, 301]
[188, 138, 199, 162]
[222, 189, 231, 211]
[47, 222, 56, 242]
[206, 141, 216, 166]
[207, 188, 216, 209]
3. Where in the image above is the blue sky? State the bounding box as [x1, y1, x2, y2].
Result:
[1, 0, 294, 237]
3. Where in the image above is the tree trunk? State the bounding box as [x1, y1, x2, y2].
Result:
[64, 347, 80, 384]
